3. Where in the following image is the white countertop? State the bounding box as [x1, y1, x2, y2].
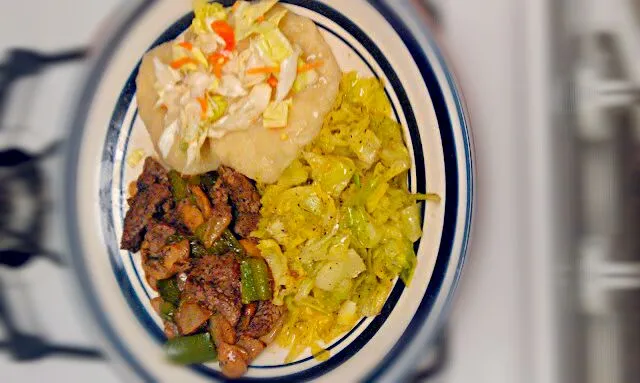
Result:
[0, 1, 541, 382]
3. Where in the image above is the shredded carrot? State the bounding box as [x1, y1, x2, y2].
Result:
[197, 97, 208, 119]
[207, 52, 228, 78]
[267, 75, 278, 88]
[178, 41, 193, 51]
[246, 66, 280, 75]
[159, 104, 168, 112]
[256, 15, 266, 23]
[170, 57, 197, 69]
[297, 60, 324, 73]
[207, 52, 226, 65]
[211, 20, 235, 51]
[232, 1, 240, 12]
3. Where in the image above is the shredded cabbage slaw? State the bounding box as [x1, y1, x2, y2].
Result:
[254, 72, 440, 363]
[153, 0, 323, 169]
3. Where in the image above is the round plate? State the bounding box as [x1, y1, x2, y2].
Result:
[64, 1, 474, 381]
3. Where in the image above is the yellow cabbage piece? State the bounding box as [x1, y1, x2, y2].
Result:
[303, 152, 355, 197]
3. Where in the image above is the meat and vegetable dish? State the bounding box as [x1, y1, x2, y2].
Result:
[119, 0, 439, 378]
[121, 157, 283, 377]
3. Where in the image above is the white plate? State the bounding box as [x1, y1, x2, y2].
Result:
[64, 1, 474, 381]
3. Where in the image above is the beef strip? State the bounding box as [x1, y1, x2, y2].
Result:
[218, 166, 261, 238]
[121, 183, 171, 251]
[137, 157, 169, 191]
[182, 253, 242, 326]
[161, 199, 190, 234]
[240, 300, 285, 339]
[120, 158, 172, 251]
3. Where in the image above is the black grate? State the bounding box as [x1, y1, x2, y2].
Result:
[0, 47, 103, 362]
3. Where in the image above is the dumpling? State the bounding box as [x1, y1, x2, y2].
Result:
[135, 4, 340, 182]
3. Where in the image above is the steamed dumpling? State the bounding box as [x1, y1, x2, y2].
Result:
[135, 4, 340, 182]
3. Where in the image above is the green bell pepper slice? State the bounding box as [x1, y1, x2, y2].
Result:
[164, 333, 217, 364]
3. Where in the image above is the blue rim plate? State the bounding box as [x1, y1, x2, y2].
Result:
[64, 1, 474, 381]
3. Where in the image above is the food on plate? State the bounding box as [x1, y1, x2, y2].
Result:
[121, 157, 284, 378]
[121, 0, 442, 376]
[253, 72, 440, 363]
[136, 0, 340, 181]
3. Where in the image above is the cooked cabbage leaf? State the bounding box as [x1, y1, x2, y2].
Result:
[255, 71, 439, 362]
[303, 152, 355, 197]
